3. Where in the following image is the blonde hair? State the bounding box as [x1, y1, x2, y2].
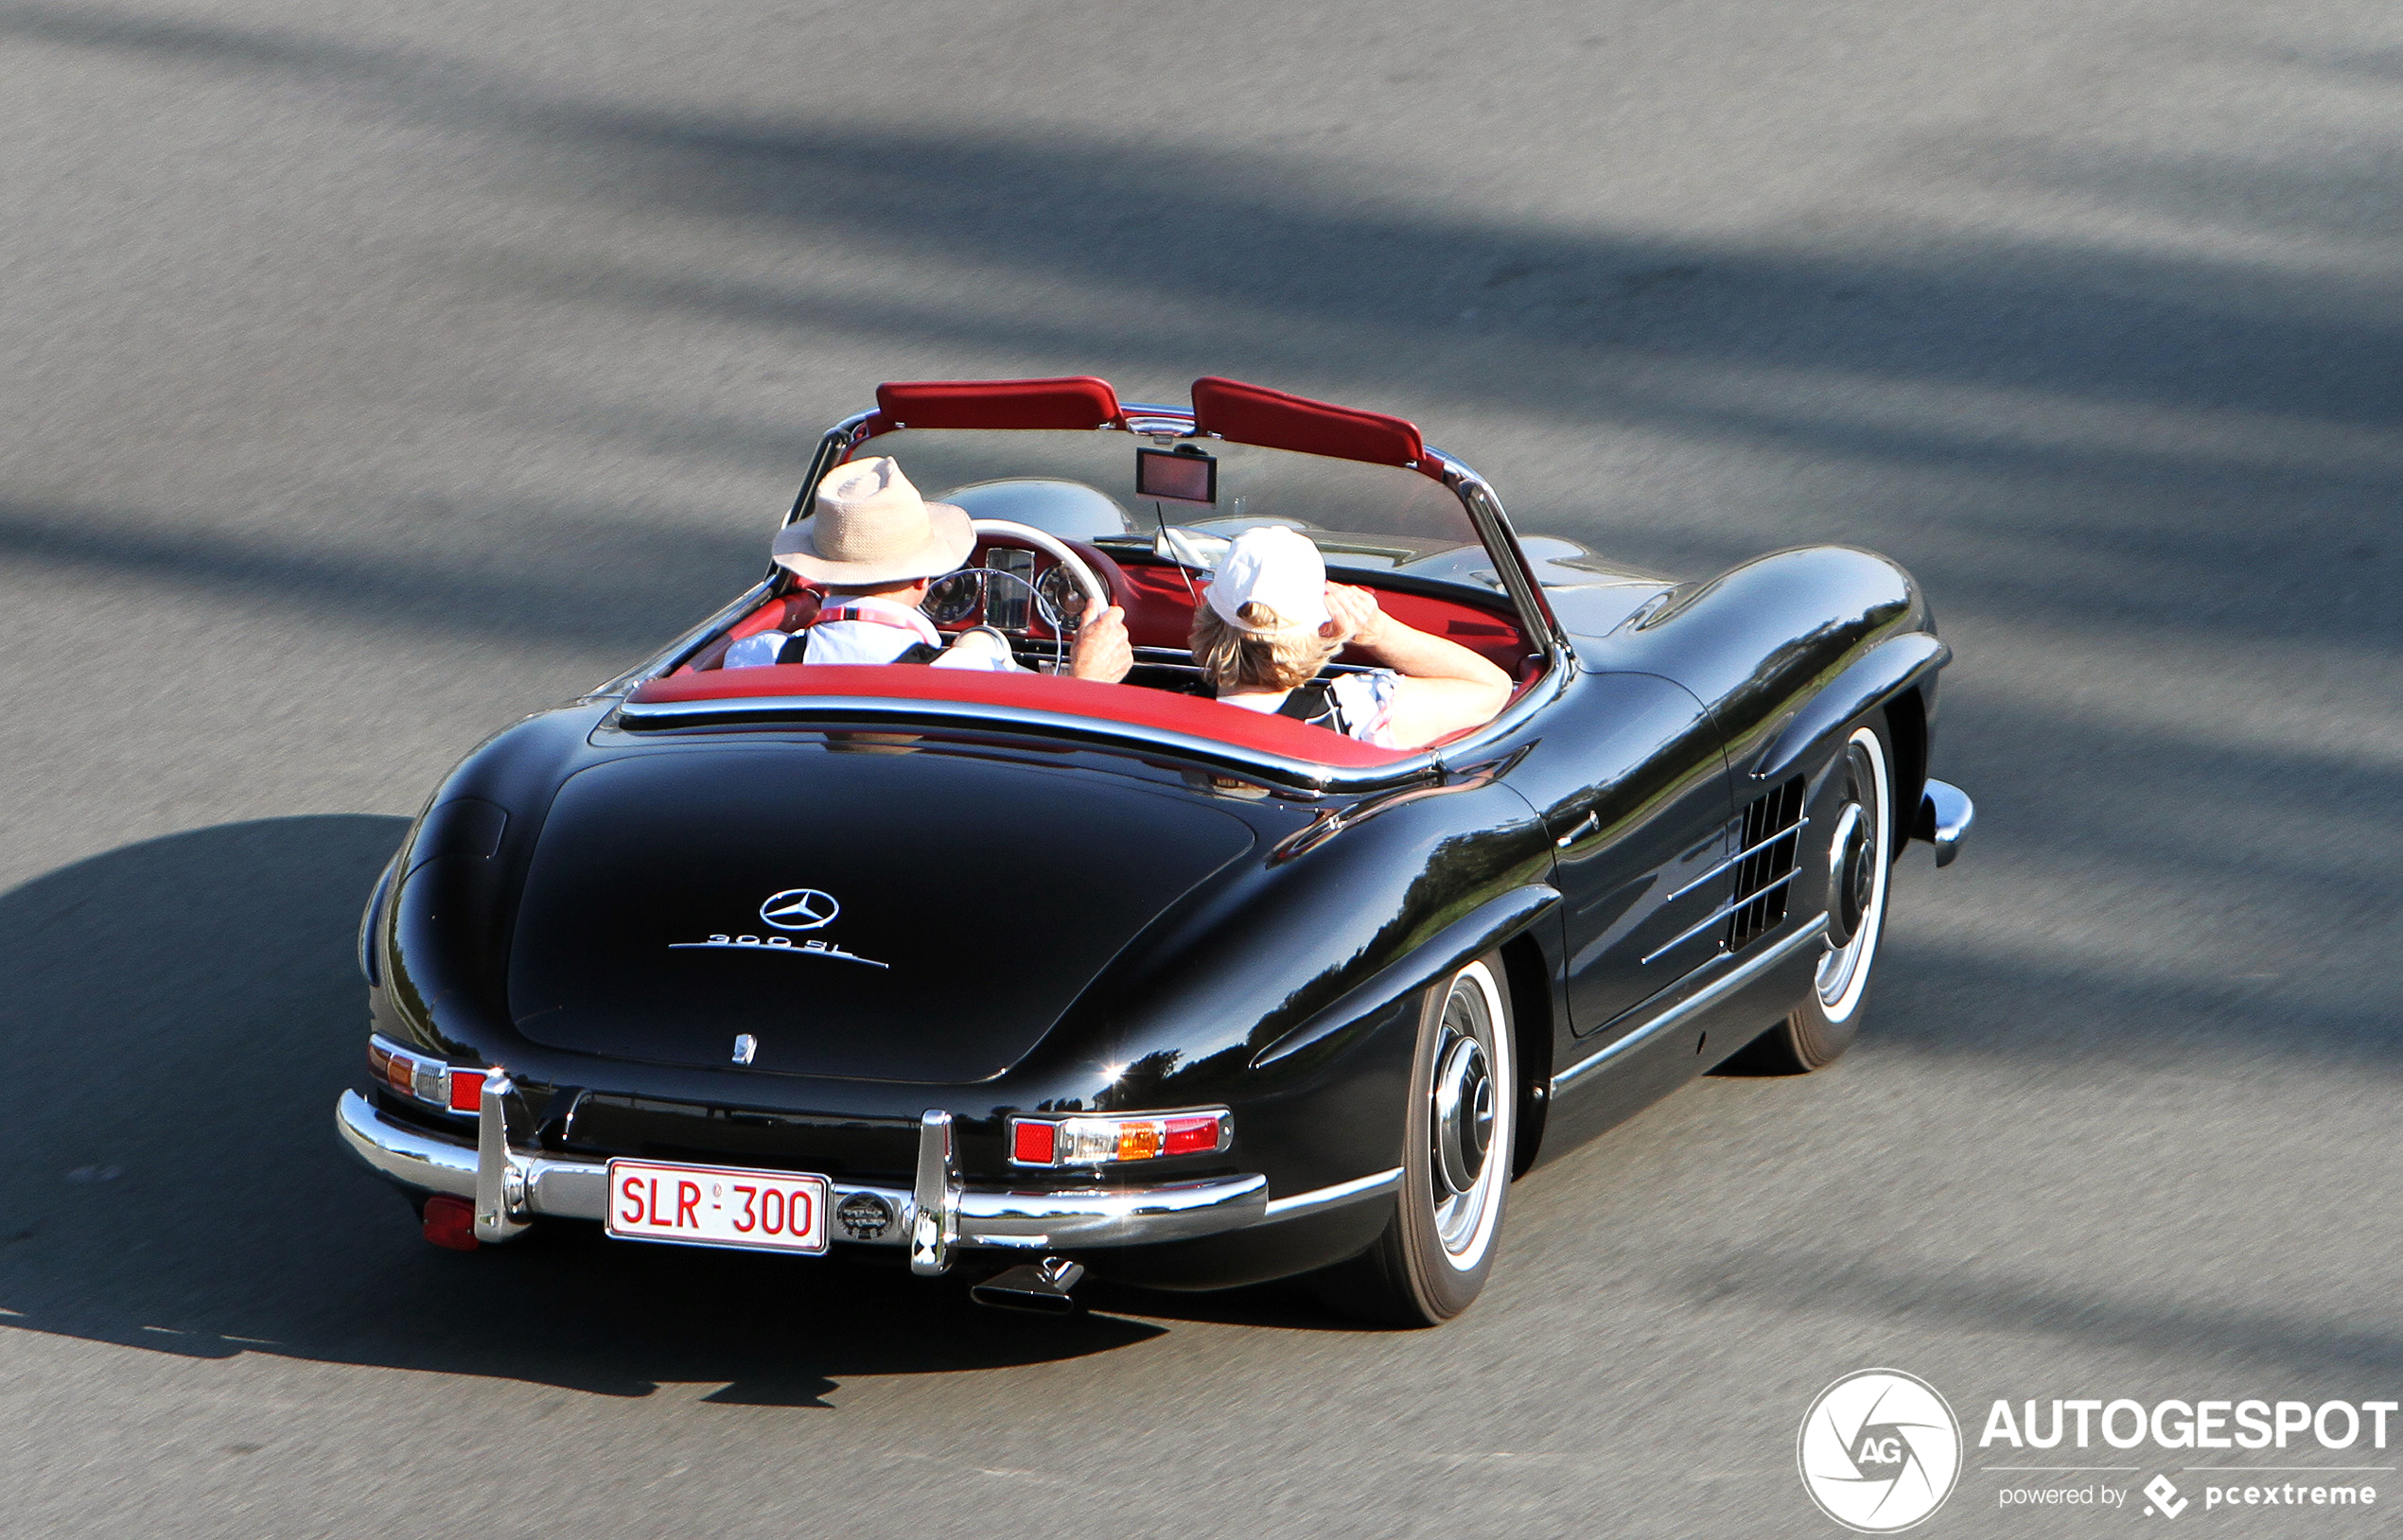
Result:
[1190, 601, 1339, 693]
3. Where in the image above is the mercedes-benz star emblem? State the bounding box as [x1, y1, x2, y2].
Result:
[760, 888, 838, 932]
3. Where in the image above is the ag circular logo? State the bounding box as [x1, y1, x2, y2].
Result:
[760, 888, 838, 932]
[1798, 1369, 1961, 1532]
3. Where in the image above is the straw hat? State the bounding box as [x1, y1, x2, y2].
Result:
[772, 457, 974, 585]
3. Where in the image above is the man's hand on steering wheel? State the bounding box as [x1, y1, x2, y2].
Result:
[1068, 597, 1131, 682]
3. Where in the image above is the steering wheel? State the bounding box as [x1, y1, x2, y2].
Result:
[962, 518, 1115, 633]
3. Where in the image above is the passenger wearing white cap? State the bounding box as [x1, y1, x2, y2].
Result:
[726, 456, 1131, 680]
[1190, 526, 1513, 750]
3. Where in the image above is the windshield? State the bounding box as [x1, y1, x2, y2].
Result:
[835, 428, 1500, 591]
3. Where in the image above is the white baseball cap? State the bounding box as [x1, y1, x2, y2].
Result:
[1202, 526, 1331, 637]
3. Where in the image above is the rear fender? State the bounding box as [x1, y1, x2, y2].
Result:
[1017, 783, 1552, 1197]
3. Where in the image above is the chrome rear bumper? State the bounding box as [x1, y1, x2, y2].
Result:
[337, 1090, 1384, 1274]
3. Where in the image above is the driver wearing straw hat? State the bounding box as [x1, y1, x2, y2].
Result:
[726, 456, 1131, 680]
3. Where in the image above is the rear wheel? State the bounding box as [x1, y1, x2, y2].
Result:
[1314, 955, 1516, 1326]
[1751, 723, 1893, 1072]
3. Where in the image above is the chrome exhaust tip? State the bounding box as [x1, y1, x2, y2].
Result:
[970, 1257, 1085, 1314]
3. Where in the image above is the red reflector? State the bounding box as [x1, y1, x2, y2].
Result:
[422, 1194, 478, 1251]
[385, 1053, 414, 1093]
[368, 1042, 390, 1079]
[447, 1068, 484, 1113]
[1012, 1120, 1057, 1164]
[1164, 1115, 1221, 1156]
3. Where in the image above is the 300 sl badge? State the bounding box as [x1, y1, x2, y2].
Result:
[669, 934, 888, 968]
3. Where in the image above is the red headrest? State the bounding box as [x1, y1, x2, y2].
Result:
[1189, 376, 1432, 476]
[869, 376, 1124, 432]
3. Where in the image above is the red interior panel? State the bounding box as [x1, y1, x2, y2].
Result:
[866, 376, 1124, 435]
[1189, 376, 1434, 478]
[1331, 586, 1526, 671]
[629, 665, 1414, 767]
[1113, 559, 1200, 650]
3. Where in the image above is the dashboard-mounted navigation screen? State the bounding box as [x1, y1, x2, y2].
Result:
[1136, 447, 1217, 504]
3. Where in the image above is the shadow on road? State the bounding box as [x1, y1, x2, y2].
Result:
[0, 816, 1177, 1404]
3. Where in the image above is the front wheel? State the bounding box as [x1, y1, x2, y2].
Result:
[1752, 722, 1894, 1072]
[1314, 955, 1516, 1326]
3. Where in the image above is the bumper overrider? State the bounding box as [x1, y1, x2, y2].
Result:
[336, 1081, 1396, 1276]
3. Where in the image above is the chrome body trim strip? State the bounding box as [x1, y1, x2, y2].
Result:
[1261, 1167, 1403, 1222]
[1639, 868, 1799, 966]
[337, 1092, 1278, 1251]
[1921, 779, 1973, 867]
[1662, 816, 1811, 904]
[1553, 916, 1831, 1095]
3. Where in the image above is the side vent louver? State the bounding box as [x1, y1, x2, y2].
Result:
[1727, 776, 1806, 951]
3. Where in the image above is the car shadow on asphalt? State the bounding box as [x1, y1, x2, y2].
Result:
[0, 815, 1203, 1407]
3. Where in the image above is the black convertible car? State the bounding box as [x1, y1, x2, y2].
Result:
[339, 375, 1972, 1325]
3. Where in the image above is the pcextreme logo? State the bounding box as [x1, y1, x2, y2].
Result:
[1799, 1369, 1964, 1532]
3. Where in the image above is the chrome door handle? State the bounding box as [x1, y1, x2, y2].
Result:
[1555, 811, 1600, 849]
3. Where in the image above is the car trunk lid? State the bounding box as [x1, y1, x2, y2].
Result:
[507, 745, 1254, 1083]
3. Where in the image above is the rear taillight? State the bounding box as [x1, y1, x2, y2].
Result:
[1008, 1110, 1231, 1167]
[370, 1034, 486, 1117]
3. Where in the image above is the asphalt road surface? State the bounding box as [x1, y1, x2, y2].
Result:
[2, 1, 2398, 1535]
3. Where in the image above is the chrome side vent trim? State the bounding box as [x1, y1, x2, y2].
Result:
[1727, 776, 1805, 951]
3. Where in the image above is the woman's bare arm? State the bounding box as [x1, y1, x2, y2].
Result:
[1324, 584, 1514, 747]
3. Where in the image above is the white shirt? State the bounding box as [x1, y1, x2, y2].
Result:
[723, 595, 1020, 672]
[1217, 670, 1404, 747]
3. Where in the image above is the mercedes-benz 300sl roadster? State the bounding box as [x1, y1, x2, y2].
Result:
[337, 374, 1973, 1325]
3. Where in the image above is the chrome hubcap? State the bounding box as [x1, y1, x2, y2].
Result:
[1432, 1036, 1492, 1198]
[1428, 968, 1507, 1260]
[1824, 801, 1866, 948]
